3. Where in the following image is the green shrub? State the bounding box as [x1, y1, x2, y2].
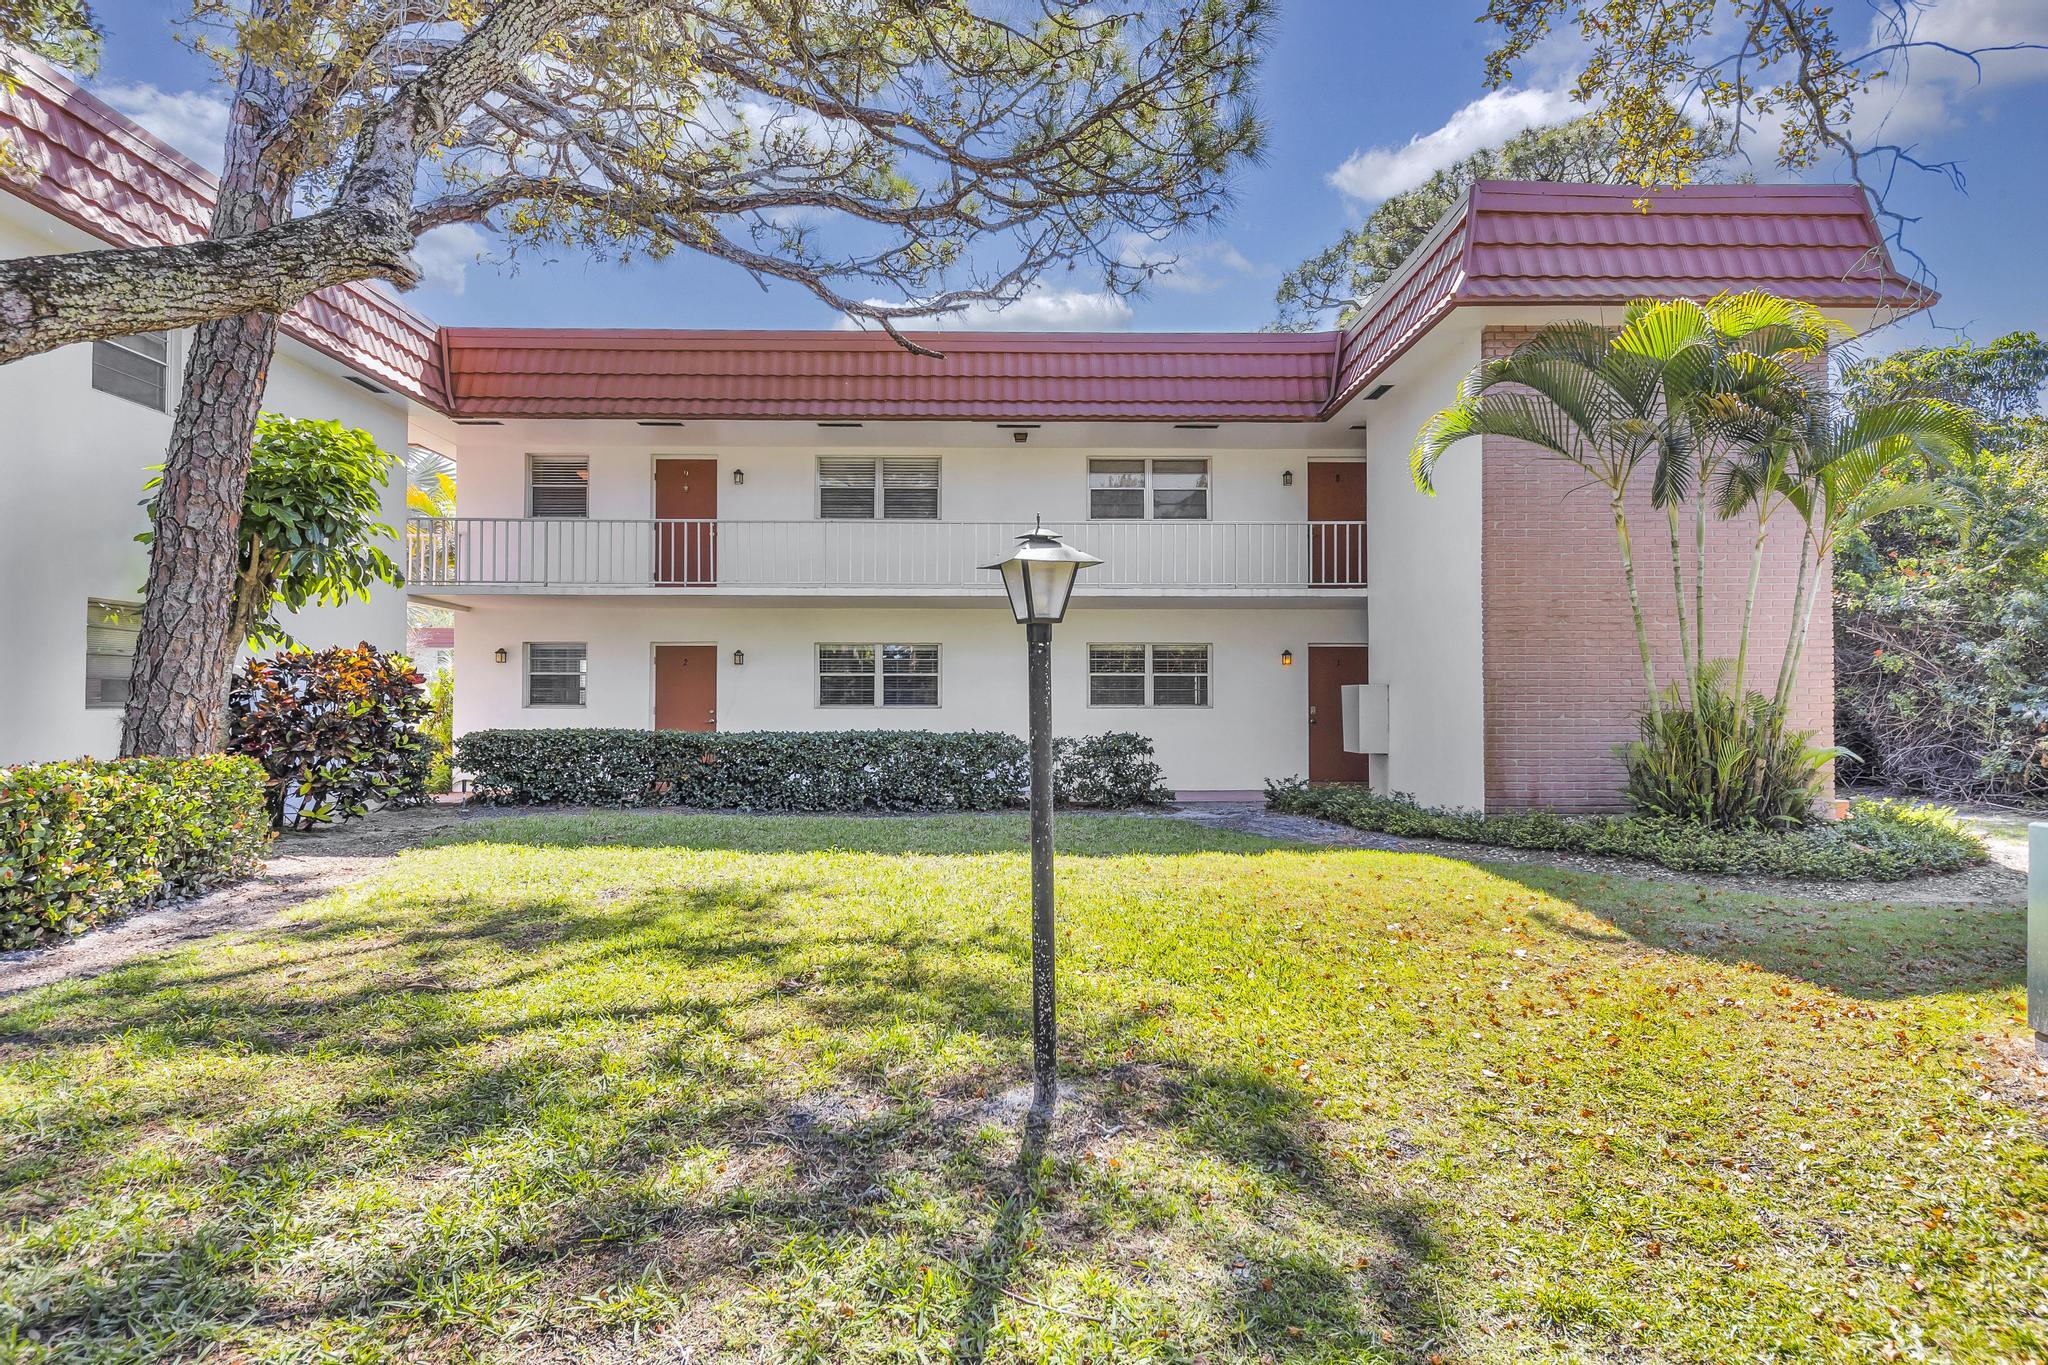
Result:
[1265, 780, 1984, 881]
[1623, 668, 1836, 830]
[230, 645, 431, 829]
[455, 729, 1171, 812]
[421, 669, 454, 795]
[0, 756, 272, 948]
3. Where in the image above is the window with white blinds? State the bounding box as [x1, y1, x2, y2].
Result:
[817, 643, 940, 706]
[817, 458, 941, 519]
[525, 643, 587, 706]
[1089, 643, 1210, 707]
[1088, 458, 1209, 520]
[85, 599, 142, 709]
[528, 455, 590, 517]
[91, 332, 170, 410]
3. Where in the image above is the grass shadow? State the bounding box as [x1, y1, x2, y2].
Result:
[1491, 862, 2024, 1000]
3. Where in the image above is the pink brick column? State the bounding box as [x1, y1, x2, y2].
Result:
[1478, 325, 1834, 813]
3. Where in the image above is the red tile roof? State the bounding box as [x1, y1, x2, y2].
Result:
[1328, 181, 1932, 411]
[0, 54, 447, 405]
[439, 327, 1340, 422]
[3, 60, 1931, 426]
[407, 625, 454, 651]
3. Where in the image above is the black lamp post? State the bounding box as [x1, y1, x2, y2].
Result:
[983, 521, 1101, 1118]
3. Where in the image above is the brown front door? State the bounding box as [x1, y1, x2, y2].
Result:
[1308, 461, 1366, 586]
[654, 645, 718, 731]
[654, 458, 717, 585]
[1307, 645, 1371, 783]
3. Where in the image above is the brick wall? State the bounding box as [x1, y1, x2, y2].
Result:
[1479, 325, 1834, 812]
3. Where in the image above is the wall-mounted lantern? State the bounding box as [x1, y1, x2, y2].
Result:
[732, 468, 745, 485]
[494, 647, 509, 665]
[731, 649, 745, 666]
[1282, 470, 1294, 487]
[1280, 649, 1294, 668]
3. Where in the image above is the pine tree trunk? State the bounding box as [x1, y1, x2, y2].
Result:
[119, 62, 292, 757]
[120, 314, 281, 754]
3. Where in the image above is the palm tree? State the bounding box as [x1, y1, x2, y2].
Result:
[1413, 319, 1670, 720]
[1413, 295, 1831, 725]
[1629, 291, 1837, 698]
[405, 445, 457, 518]
[1746, 398, 1972, 713]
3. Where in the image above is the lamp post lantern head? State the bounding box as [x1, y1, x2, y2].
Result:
[983, 520, 1101, 625]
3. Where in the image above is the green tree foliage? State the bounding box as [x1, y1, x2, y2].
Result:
[1273, 112, 1725, 331]
[1835, 333, 2048, 797]
[1477, 0, 2047, 269]
[140, 414, 403, 649]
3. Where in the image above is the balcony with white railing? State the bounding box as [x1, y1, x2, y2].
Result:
[405, 518, 1367, 599]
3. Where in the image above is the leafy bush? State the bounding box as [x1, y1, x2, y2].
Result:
[455, 729, 1171, 811]
[1834, 332, 2048, 799]
[1623, 667, 1835, 830]
[0, 756, 270, 947]
[421, 669, 455, 795]
[1265, 780, 1984, 881]
[229, 645, 430, 830]
[1054, 732, 1172, 808]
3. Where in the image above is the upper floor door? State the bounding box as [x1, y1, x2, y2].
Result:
[654, 458, 717, 585]
[1308, 461, 1366, 587]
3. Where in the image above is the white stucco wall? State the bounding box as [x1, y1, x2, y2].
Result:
[450, 423, 1330, 525]
[450, 600, 1367, 793]
[1357, 318, 1488, 810]
[0, 198, 413, 765]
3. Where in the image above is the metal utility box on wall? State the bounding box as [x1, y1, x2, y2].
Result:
[1342, 683, 1390, 755]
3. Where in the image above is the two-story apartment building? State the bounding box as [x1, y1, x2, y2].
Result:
[0, 58, 426, 765]
[3, 56, 1929, 806]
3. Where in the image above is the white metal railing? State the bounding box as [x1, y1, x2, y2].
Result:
[405, 518, 1367, 592]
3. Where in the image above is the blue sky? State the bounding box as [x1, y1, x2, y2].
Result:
[77, 0, 2048, 351]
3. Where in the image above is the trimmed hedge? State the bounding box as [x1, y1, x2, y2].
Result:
[455, 729, 1171, 811]
[1265, 780, 1986, 881]
[0, 756, 272, 947]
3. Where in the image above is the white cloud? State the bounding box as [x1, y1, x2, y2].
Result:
[840, 283, 1134, 331]
[410, 223, 491, 295]
[1851, 0, 2048, 141]
[1327, 87, 1579, 203]
[95, 84, 230, 171]
[1115, 234, 1264, 293]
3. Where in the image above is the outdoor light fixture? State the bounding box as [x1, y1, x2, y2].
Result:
[984, 519, 1101, 626]
[1281, 649, 1294, 667]
[494, 648, 508, 665]
[731, 649, 744, 666]
[1282, 470, 1294, 487]
[732, 468, 745, 486]
[1013, 430, 1030, 444]
[983, 521, 1101, 1121]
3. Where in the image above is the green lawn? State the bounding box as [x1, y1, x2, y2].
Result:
[0, 814, 2040, 1363]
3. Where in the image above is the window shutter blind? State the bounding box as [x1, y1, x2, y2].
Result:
[881, 459, 941, 519]
[91, 332, 169, 410]
[525, 643, 587, 705]
[529, 456, 589, 517]
[1150, 645, 1211, 706]
[818, 459, 878, 519]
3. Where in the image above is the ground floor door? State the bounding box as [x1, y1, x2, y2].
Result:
[654, 645, 718, 731]
[653, 458, 717, 585]
[1307, 644, 1371, 783]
